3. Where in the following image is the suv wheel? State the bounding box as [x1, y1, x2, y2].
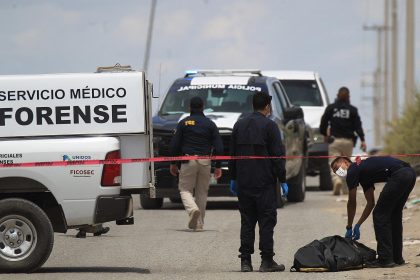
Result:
[287, 161, 306, 202]
[140, 195, 164, 209]
[0, 198, 54, 273]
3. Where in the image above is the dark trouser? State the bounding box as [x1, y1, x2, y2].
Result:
[238, 186, 277, 260]
[372, 167, 416, 263]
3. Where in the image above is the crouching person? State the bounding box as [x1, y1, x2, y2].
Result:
[331, 156, 416, 268]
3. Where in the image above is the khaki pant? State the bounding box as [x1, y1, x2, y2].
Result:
[329, 138, 354, 195]
[178, 159, 211, 226]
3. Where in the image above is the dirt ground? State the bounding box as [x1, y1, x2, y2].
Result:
[327, 177, 420, 279]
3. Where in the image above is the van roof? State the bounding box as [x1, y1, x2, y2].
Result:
[262, 70, 318, 80]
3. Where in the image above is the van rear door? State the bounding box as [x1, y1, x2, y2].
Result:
[120, 79, 155, 196]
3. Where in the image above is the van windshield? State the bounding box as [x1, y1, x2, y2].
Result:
[281, 80, 323, 106]
[160, 84, 263, 115]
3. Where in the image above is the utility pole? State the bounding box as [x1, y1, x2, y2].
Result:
[363, 25, 385, 147]
[143, 0, 157, 73]
[391, 0, 399, 121]
[405, 0, 415, 106]
[383, 0, 390, 134]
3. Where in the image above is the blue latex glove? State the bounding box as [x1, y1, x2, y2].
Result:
[281, 183, 288, 198]
[345, 227, 352, 239]
[352, 224, 361, 241]
[230, 180, 237, 196]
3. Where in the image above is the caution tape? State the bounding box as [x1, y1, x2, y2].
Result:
[0, 154, 420, 169]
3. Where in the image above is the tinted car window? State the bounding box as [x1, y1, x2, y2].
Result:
[281, 80, 323, 106]
[160, 83, 267, 115]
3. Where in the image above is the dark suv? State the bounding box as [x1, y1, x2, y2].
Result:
[142, 70, 307, 209]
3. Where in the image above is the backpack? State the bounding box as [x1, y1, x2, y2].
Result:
[291, 235, 376, 272]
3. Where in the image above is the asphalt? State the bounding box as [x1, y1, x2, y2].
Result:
[3, 183, 384, 280]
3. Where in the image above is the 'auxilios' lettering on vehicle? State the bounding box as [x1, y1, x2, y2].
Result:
[0, 105, 127, 126]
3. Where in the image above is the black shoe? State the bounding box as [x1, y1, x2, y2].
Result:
[365, 259, 396, 268]
[76, 230, 86, 238]
[394, 259, 406, 266]
[93, 226, 110, 236]
[241, 258, 253, 272]
[259, 259, 285, 272]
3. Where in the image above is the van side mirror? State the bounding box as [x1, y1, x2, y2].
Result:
[284, 106, 304, 121]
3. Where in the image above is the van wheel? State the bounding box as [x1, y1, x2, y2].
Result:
[0, 198, 54, 273]
[287, 162, 306, 202]
[140, 195, 163, 209]
[319, 167, 333, 191]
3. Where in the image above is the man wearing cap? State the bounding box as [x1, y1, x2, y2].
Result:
[169, 96, 223, 231]
[320, 86, 367, 195]
[331, 156, 416, 268]
[229, 92, 286, 272]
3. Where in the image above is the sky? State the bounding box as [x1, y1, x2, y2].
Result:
[0, 0, 419, 148]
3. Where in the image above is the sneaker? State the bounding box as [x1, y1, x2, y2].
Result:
[194, 224, 204, 232]
[365, 259, 396, 268]
[241, 258, 253, 272]
[259, 259, 285, 272]
[75, 230, 86, 238]
[93, 226, 110, 236]
[188, 209, 201, 229]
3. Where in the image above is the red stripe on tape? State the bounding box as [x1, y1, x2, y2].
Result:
[0, 154, 420, 168]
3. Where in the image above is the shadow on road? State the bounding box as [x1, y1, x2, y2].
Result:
[35, 266, 150, 274]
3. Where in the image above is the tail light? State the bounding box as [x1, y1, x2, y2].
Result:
[101, 150, 121, 186]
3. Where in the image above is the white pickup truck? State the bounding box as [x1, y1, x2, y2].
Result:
[0, 66, 154, 272]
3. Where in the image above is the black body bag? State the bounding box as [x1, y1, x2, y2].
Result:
[291, 235, 376, 272]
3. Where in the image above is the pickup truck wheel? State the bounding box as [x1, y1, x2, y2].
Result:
[0, 198, 54, 273]
[287, 161, 306, 202]
[140, 195, 163, 209]
[319, 166, 333, 191]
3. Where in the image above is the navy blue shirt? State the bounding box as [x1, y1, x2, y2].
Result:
[346, 157, 410, 192]
[169, 112, 224, 167]
[229, 112, 286, 192]
[320, 101, 365, 141]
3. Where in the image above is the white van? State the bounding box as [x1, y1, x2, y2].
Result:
[262, 71, 332, 190]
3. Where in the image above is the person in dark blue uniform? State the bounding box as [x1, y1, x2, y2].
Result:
[169, 96, 223, 231]
[229, 92, 287, 272]
[331, 156, 416, 268]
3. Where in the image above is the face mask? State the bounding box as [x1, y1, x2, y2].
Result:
[335, 167, 347, 178]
